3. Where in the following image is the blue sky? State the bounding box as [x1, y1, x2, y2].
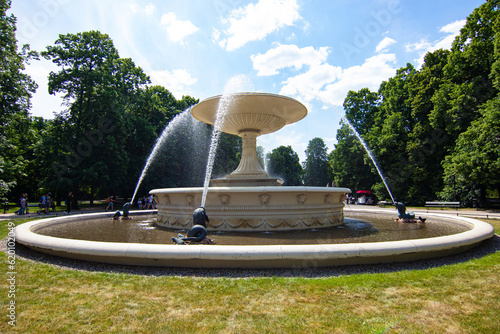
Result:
[11, 0, 485, 161]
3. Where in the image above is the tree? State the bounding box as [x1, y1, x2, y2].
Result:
[432, 1, 499, 139]
[41, 31, 150, 202]
[343, 88, 379, 136]
[329, 122, 377, 192]
[0, 0, 39, 199]
[266, 146, 303, 186]
[441, 96, 500, 206]
[303, 138, 331, 186]
[123, 86, 199, 195]
[404, 49, 452, 204]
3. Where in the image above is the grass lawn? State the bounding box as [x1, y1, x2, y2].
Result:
[0, 217, 499, 333]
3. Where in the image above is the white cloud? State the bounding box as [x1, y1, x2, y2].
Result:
[440, 20, 465, 34]
[375, 37, 396, 53]
[318, 54, 397, 106]
[211, 28, 221, 43]
[252, 43, 397, 109]
[130, 3, 156, 15]
[406, 19, 466, 68]
[130, 4, 139, 13]
[279, 63, 342, 100]
[149, 69, 198, 98]
[277, 51, 396, 107]
[144, 3, 156, 15]
[251, 44, 330, 76]
[218, 0, 301, 51]
[160, 13, 199, 43]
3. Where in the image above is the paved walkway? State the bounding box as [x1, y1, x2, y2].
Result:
[345, 204, 500, 219]
[0, 208, 122, 220]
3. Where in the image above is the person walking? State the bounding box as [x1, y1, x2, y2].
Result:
[38, 193, 46, 214]
[64, 191, 74, 214]
[105, 195, 114, 211]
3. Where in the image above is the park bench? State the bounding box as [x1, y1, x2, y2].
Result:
[425, 201, 461, 209]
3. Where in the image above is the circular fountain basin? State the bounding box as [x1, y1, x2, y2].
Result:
[15, 209, 494, 268]
[151, 186, 351, 231]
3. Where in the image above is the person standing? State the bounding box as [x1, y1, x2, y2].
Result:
[24, 193, 30, 214]
[46, 192, 52, 213]
[18, 194, 26, 215]
[65, 191, 74, 214]
[38, 193, 46, 214]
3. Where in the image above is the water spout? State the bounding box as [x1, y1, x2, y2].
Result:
[131, 110, 192, 205]
[343, 118, 395, 204]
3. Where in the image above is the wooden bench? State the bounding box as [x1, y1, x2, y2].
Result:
[425, 201, 461, 209]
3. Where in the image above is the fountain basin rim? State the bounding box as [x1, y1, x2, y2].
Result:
[14, 210, 495, 268]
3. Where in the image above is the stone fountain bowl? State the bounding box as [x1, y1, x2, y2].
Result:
[14, 210, 495, 268]
[191, 92, 308, 135]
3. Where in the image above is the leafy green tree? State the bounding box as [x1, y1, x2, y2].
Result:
[41, 31, 150, 203]
[266, 146, 303, 186]
[343, 88, 379, 136]
[404, 50, 452, 203]
[432, 1, 499, 139]
[441, 96, 500, 206]
[123, 86, 198, 195]
[329, 122, 376, 192]
[368, 65, 416, 202]
[303, 138, 331, 186]
[0, 0, 38, 199]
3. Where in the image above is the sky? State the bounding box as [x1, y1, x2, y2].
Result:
[10, 0, 485, 161]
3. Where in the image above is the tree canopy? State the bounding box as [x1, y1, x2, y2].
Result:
[329, 0, 500, 205]
[303, 138, 331, 186]
[0, 0, 38, 199]
[266, 145, 303, 186]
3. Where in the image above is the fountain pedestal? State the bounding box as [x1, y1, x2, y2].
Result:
[211, 130, 283, 186]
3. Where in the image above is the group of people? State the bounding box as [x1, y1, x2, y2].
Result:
[136, 195, 156, 210]
[37, 192, 56, 214]
[16, 191, 74, 215]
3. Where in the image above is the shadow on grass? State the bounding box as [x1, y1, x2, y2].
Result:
[4, 234, 499, 278]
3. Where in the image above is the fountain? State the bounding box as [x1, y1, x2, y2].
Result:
[14, 91, 494, 268]
[151, 92, 351, 231]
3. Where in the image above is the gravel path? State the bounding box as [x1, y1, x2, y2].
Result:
[3, 235, 499, 278]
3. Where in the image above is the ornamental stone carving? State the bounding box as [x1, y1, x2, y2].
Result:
[185, 195, 195, 206]
[161, 195, 170, 205]
[324, 194, 332, 204]
[297, 193, 307, 204]
[219, 194, 231, 205]
[259, 193, 271, 205]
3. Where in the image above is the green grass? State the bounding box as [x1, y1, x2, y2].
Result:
[1, 218, 499, 333]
